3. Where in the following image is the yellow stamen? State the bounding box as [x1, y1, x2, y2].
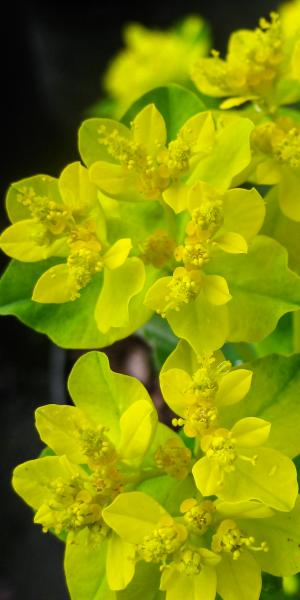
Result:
[212, 519, 269, 560]
[154, 438, 192, 480]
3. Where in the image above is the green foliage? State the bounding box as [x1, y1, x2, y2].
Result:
[121, 84, 206, 141]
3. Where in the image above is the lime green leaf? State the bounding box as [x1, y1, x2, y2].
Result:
[253, 314, 293, 357]
[116, 561, 163, 600]
[68, 351, 152, 444]
[216, 551, 261, 600]
[138, 475, 196, 516]
[220, 353, 300, 459]
[138, 314, 177, 370]
[279, 169, 300, 222]
[238, 497, 300, 577]
[206, 236, 300, 343]
[262, 186, 300, 275]
[275, 78, 300, 106]
[121, 84, 206, 142]
[103, 197, 168, 251]
[64, 531, 113, 600]
[106, 534, 135, 591]
[0, 259, 151, 348]
[0, 258, 104, 347]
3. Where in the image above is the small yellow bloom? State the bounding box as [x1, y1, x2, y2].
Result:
[103, 17, 210, 116]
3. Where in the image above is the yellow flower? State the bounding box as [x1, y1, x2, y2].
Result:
[192, 12, 300, 111]
[103, 17, 210, 116]
[251, 116, 300, 221]
[85, 104, 215, 203]
[160, 342, 252, 438]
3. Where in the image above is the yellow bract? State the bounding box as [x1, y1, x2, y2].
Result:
[89, 105, 215, 202]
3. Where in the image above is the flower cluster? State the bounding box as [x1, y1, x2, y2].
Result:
[13, 347, 300, 600]
[3, 3, 300, 600]
[101, 16, 211, 117]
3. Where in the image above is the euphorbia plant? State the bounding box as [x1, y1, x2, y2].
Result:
[2, 3, 300, 599]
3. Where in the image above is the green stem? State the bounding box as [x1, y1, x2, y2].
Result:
[293, 310, 300, 353]
[125, 467, 163, 485]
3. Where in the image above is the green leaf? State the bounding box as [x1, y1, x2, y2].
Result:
[121, 84, 206, 141]
[138, 314, 178, 369]
[253, 313, 293, 357]
[220, 353, 300, 459]
[207, 236, 300, 344]
[138, 474, 196, 516]
[0, 259, 151, 349]
[116, 561, 163, 600]
[262, 186, 300, 275]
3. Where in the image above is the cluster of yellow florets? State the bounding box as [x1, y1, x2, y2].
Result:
[4, 4, 300, 600]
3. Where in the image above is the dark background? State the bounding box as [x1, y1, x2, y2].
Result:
[0, 1, 277, 598]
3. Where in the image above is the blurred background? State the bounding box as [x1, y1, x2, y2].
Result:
[0, 0, 281, 598]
